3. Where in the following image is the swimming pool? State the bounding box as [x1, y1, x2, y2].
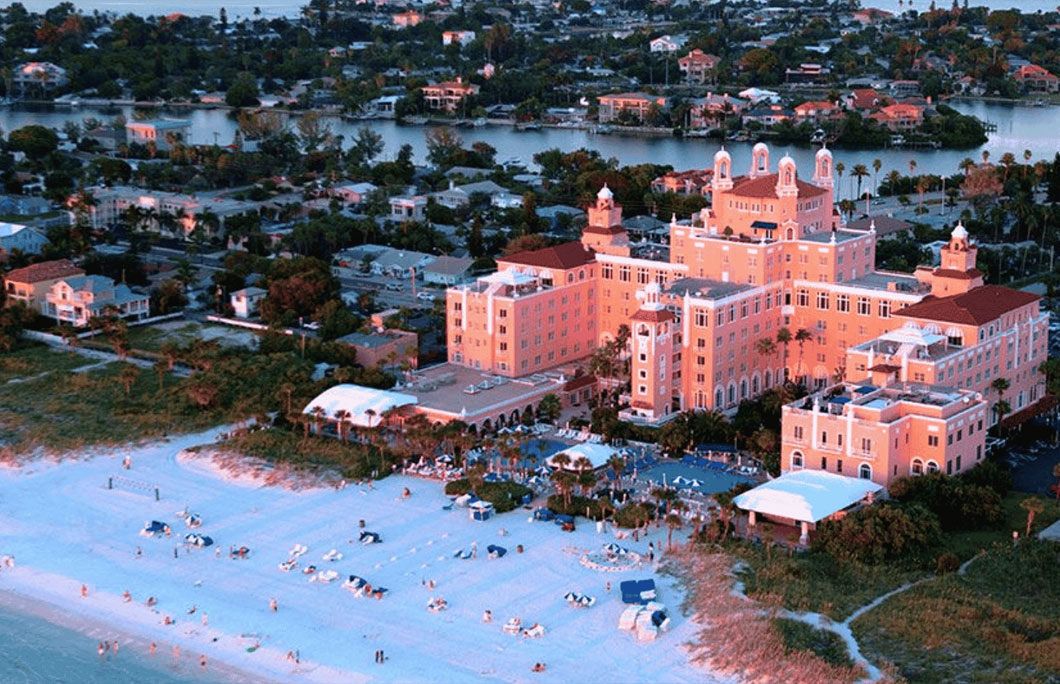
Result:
[636, 462, 752, 495]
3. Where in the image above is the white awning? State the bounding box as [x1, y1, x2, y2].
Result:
[550, 443, 619, 470]
[732, 470, 882, 523]
[302, 384, 418, 427]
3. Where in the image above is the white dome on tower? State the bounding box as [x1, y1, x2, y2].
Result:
[597, 184, 613, 200]
[951, 221, 968, 240]
[713, 148, 732, 164]
[815, 146, 832, 161]
[778, 154, 795, 167]
[752, 142, 768, 154]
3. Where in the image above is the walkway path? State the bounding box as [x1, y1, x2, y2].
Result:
[28, 337, 192, 377]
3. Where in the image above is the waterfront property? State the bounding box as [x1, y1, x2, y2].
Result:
[3, 259, 85, 314]
[124, 119, 192, 151]
[45, 275, 150, 327]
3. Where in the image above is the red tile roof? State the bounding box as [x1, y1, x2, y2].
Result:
[562, 374, 598, 392]
[499, 241, 596, 270]
[894, 285, 1039, 326]
[631, 308, 675, 322]
[583, 224, 626, 235]
[932, 268, 983, 280]
[728, 174, 827, 199]
[4, 259, 84, 284]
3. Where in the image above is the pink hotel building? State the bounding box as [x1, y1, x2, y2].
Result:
[443, 144, 1049, 487]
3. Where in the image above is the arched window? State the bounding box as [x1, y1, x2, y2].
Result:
[728, 383, 736, 404]
[791, 451, 804, 469]
[926, 460, 940, 473]
[740, 379, 748, 399]
[752, 375, 760, 394]
[858, 463, 872, 480]
[911, 458, 923, 475]
[715, 388, 724, 408]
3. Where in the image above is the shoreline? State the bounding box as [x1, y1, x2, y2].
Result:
[0, 585, 273, 684]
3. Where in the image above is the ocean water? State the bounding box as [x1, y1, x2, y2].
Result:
[0, 603, 230, 684]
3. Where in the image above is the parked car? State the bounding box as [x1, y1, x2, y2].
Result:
[416, 291, 436, 302]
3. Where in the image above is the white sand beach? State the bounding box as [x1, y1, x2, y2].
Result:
[0, 427, 728, 683]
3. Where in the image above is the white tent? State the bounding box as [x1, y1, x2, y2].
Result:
[732, 470, 882, 543]
[302, 384, 418, 427]
[549, 443, 618, 470]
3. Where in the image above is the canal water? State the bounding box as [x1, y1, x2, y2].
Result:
[2, 99, 1058, 180]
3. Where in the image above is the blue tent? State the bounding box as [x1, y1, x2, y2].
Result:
[620, 579, 657, 605]
[184, 533, 213, 547]
[533, 509, 554, 522]
[346, 575, 367, 589]
[553, 514, 574, 526]
[359, 531, 381, 544]
[143, 520, 167, 534]
[487, 544, 507, 558]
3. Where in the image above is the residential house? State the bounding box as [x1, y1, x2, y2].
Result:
[0, 196, 52, 217]
[338, 329, 419, 369]
[230, 286, 267, 318]
[870, 103, 924, 132]
[491, 192, 524, 209]
[14, 62, 68, 95]
[785, 63, 831, 85]
[421, 78, 479, 112]
[890, 80, 921, 97]
[743, 104, 794, 126]
[423, 255, 475, 285]
[333, 182, 379, 205]
[794, 100, 841, 121]
[846, 88, 881, 111]
[536, 205, 585, 230]
[650, 35, 687, 53]
[45, 275, 150, 327]
[370, 249, 435, 278]
[688, 92, 747, 128]
[392, 10, 423, 26]
[3, 259, 85, 314]
[88, 187, 258, 239]
[430, 182, 471, 209]
[597, 93, 670, 123]
[678, 49, 721, 85]
[389, 195, 428, 222]
[0, 223, 49, 256]
[851, 8, 893, 24]
[125, 120, 192, 151]
[442, 30, 476, 46]
[1014, 64, 1059, 93]
[651, 169, 713, 195]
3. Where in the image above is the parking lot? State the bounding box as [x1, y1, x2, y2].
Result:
[992, 419, 1060, 496]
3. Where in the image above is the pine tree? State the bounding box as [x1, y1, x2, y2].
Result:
[1048, 152, 1060, 204]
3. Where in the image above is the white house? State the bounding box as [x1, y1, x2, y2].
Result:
[429, 182, 471, 209]
[45, 275, 150, 327]
[650, 35, 687, 53]
[14, 62, 68, 94]
[333, 182, 379, 205]
[370, 249, 435, 279]
[490, 192, 524, 209]
[442, 30, 477, 46]
[125, 120, 192, 151]
[230, 286, 267, 318]
[389, 195, 428, 222]
[422, 255, 474, 286]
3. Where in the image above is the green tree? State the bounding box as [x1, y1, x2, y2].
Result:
[8, 125, 58, 159]
[225, 72, 260, 108]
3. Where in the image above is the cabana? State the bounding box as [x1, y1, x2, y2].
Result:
[469, 500, 495, 521]
[619, 579, 657, 605]
[487, 544, 507, 558]
[359, 531, 381, 545]
[302, 384, 418, 429]
[141, 520, 169, 536]
[184, 533, 213, 547]
[732, 469, 883, 544]
[548, 443, 619, 471]
[532, 508, 555, 522]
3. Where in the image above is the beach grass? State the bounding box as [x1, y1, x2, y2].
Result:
[212, 427, 394, 480]
[772, 617, 856, 669]
[0, 344, 93, 383]
[728, 494, 1060, 622]
[850, 540, 1060, 684]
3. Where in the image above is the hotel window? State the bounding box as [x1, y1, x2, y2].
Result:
[637, 268, 649, 284]
[928, 435, 938, 447]
[638, 384, 647, 395]
[878, 300, 891, 318]
[796, 289, 809, 307]
[619, 266, 630, 282]
[793, 426, 803, 440]
[694, 310, 709, 327]
[836, 459, 843, 473]
[741, 302, 748, 318]
[836, 294, 849, 313]
[857, 297, 870, 315]
[860, 438, 872, 453]
[601, 263, 613, 279]
[816, 292, 829, 310]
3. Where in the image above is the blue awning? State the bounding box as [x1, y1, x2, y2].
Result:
[854, 385, 877, 395]
[751, 220, 777, 230]
[828, 396, 851, 404]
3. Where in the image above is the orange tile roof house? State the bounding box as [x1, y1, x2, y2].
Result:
[678, 49, 721, 85]
[794, 100, 840, 120]
[4, 259, 85, 314]
[869, 103, 924, 131]
[392, 10, 423, 26]
[1014, 64, 1059, 93]
[597, 93, 670, 123]
[421, 77, 480, 112]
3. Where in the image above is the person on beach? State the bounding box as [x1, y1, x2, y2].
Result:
[187, 605, 196, 614]
[135, 546, 142, 558]
[202, 613, 208, 626]
[97, 642, 104, 657]
[483, 609, 492, 623]
[150, 642, 156, 657]
[200, 655, 206, 668]
[174, 645, 180, 662]
[270, 598, 278, 612]
[122, 590, 132, 602]
[81, 584, 87, 598]
[174, 547, 178, 559]
[113, 641, 118, 656]
[648, 542, 655, 562]
[606, 581, 611, 594]
[146, 596, 157, 607]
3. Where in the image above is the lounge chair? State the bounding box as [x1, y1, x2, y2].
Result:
[502, 617, 522, 635]
[522, 623, 546, 638]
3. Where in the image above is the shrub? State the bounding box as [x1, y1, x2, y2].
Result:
[961, 460, 1012, 497]
[812, 502, 942, 564]
[444, 479, 472, 496]
[614, 501, 658, 529]
[476, 481, 532, 513]
[934, 552, 961, 575]
[773, 618, 855, 668]
[546, 494, 609, 520]
[889, 472, 1005, 531]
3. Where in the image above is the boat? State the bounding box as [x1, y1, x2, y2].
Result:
[515, 121, 541, 131]
[591, 124, 613, 135]
[810, 128, 826, 143]
[472, 117, 487, 127]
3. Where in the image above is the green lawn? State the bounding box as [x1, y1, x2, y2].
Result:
[0, 344, 95, 383]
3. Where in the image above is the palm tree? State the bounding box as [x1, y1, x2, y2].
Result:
[607, 454, 625, 491]
[334, 409, 351, 442]
[794, 328, 812, 384]
[117, 363, 139, 397]
[852, 164, 869, 214]
[775, 327, 793, 381]
[551, 451, 572, 472]
[908, 158, 917, 177]
[573, 455, 594, 474]
[664, 507, 684, 552]
[578, 469, 597, 497]
[916, 175, 931, 213]
[872, 158, 882, 202]
[835, 162, 845, 201]
[1052, 462, 1060, 500]
[1020, 496, 1044, 538]
[755, 337, 776, 357]
[958, 157, 976, 176]
[153, 358, 168, 392]
[999, 152, 1015, 182]
[310, 405, 327, 435]
[279, 383, 296, 415]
